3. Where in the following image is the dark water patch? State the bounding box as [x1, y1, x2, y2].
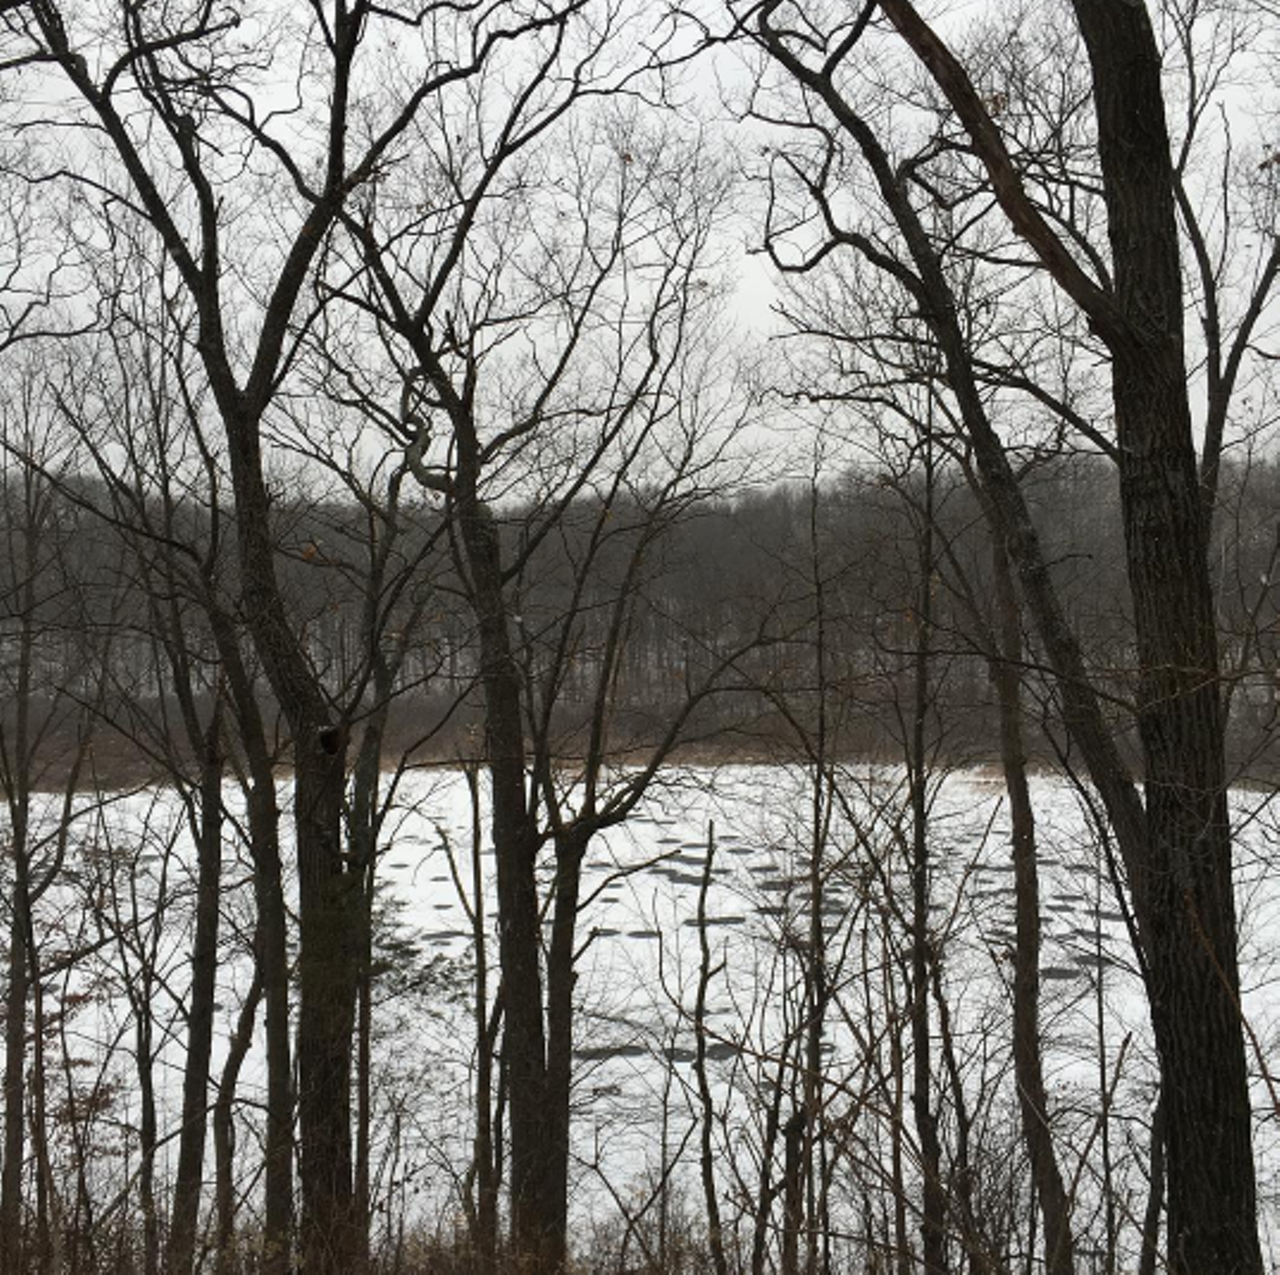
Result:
[1041, 966, 1083, 981]
[574, 1044, 647, 1062]
[1073, 952, 1120, 970]
[703, 1041, 739, 1061]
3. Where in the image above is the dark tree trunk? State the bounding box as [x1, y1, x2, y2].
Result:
[249, 765, 293, 1275]
[1, 820, 30, 1275]
[214, 954, 262, 1275]
[135, 975, 159, 1275]
[213, 616, 294, 1275]
[350, 690, 392, 1275]
[456, 491, 553, 1270]
[166, 718, 224, 1275]
[782, 1108, 805, 1275]
[1068, 7, 1260, 1269]
[294, 732, 360, 1274]
[1139, 1094, 1166, 1275]
[694, 831, 729, 1275]
[221, 400, 359, 1274]
[909, 435, 946, 1275]
[991, 532, 1076, 1275]
[768, 3, 1261, 1264]
[1, 540, 39, 1275]
[466, 762, 500, 1273]
[544, 830, 589, 1272]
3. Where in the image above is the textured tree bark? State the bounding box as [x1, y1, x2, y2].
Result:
[1069, 8, 1259, 1269]
[293, 731, 360, 1274]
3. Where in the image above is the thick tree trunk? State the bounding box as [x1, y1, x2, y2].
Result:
[874, 3, 1261, 1263]
[1069, 6, 1260, 1268]
[787, 3, 1260, 1261]
[295, 732, 360, 1274]
[221, 401, 358, 1274]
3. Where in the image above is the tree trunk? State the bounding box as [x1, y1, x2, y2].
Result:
[909, 434, 946, 1275]
[456, 491, 553, 1270]
[249, 763, 293, 1275]
[213, 615, 293, 1275]
[991, 532, 1076, 1275]
[868, 5, 1263, 1266]
[464, 766, 500, 1272]
[294, 732, 360, 1275]
[544, 830, 589, 1272]
[166, 719, 224, 1275]
[1, 795, 30, 1275]
[221, 399, 356, 1274]
[1070, 7, 1260, 1268]
[214, 953, 262, 1275]
[694, 828, 730, 1275]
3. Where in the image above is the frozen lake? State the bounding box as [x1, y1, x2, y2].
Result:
[17, 762, 1280, 1265]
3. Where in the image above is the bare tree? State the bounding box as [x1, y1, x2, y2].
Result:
[3, 4, 631, 1268]
[741, 1, 1279, 1268]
